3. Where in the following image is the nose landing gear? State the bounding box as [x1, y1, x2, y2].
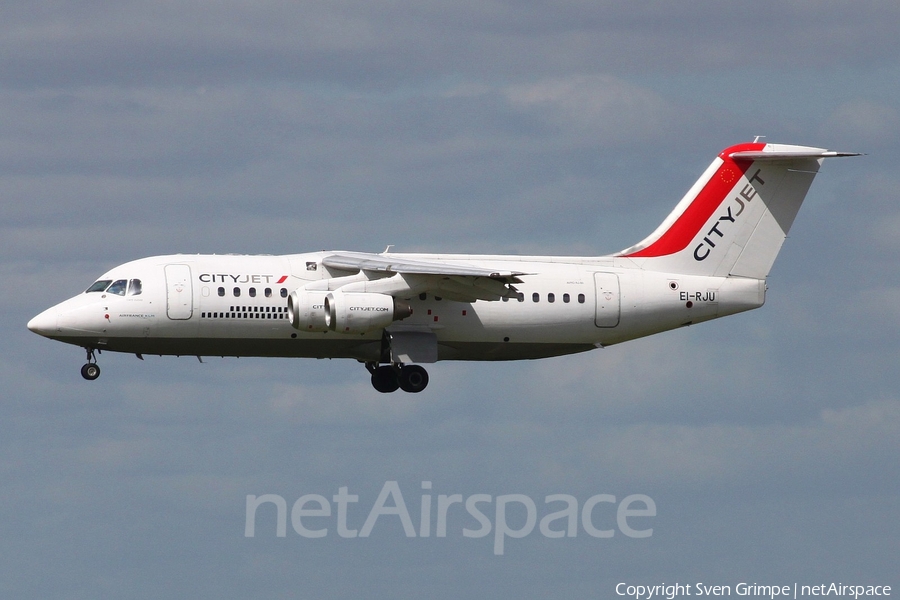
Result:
[81, 348, 100, 381]
[366, 362, 429, 393]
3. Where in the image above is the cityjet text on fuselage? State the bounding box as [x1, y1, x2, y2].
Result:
[198, 273, 289, 284]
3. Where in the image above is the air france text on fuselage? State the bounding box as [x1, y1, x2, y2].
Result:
[198, 274, 288, 284]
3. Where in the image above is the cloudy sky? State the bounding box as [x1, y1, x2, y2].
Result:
[3, 1, 899, 597]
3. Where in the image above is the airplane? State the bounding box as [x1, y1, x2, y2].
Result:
[27, 142, 858, 393]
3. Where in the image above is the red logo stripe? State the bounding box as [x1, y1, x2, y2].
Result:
[625, 143, 763, 258]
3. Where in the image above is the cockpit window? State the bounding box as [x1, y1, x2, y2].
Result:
[106, 279, 128, 296]
[86, 280, 112, 293]
[127, 279, 142, 296]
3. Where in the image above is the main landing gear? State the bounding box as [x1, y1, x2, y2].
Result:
[81, 348, 100, 381]
[366, 362, 429, 394]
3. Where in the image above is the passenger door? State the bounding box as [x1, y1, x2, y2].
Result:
[593, 272, 620, 327]
[165, 264, 194, 320]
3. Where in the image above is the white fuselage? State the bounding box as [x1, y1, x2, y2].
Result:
[29, 252, 765, 363]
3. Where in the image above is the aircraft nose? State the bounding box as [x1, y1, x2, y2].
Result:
[27, 309, 58, 337]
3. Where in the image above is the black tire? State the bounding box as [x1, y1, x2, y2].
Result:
[81, 363, 100, 381]
[371, 365, 400, 393]
[399, 365, 429, 393]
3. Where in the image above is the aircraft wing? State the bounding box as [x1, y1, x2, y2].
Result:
[318, 251, 529, 302]
[322, 252, 526, 281]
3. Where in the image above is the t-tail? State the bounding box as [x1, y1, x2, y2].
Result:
[617, 142, 859, 278]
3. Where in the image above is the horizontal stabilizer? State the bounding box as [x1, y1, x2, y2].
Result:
[728, 144, 861, 160]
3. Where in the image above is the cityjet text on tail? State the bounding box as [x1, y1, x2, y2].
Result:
[27, 142, 859, 393]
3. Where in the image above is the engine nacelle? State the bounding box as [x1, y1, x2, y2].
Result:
[324, 292, 413, 334]
[287, 290, 330, 332]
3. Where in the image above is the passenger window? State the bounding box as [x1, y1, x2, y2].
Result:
[548, 293, 555, 303]
[218, 287, 225, 297]
[107, 280, 128, 296]
[128, 279, 142, 296]
[249, 287, 257, 298]
[563, 293, 570, 303]
[280, 288, 288, 298]
[86, 280, 112, 293]
[532, 293, 540, 303]
[265, 288, 272, 298]
[233, 287, 241, 297]
[517, 292, 525, 302]
[578, 293, 585, 304]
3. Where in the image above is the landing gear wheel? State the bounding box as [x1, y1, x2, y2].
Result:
[371, 365, 400, 393]
[81, 347, 100, 380]
[399, 365, 429, 393]
[81, 363, 100, 381]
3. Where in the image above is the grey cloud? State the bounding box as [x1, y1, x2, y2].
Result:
[820, 100, 900, 148]
[4, 2, 900, 89]
[2, 77, 706, 261]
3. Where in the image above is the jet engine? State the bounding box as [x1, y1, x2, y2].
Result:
[324, 291, 413, 334]
[287, 290, 330, 332]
